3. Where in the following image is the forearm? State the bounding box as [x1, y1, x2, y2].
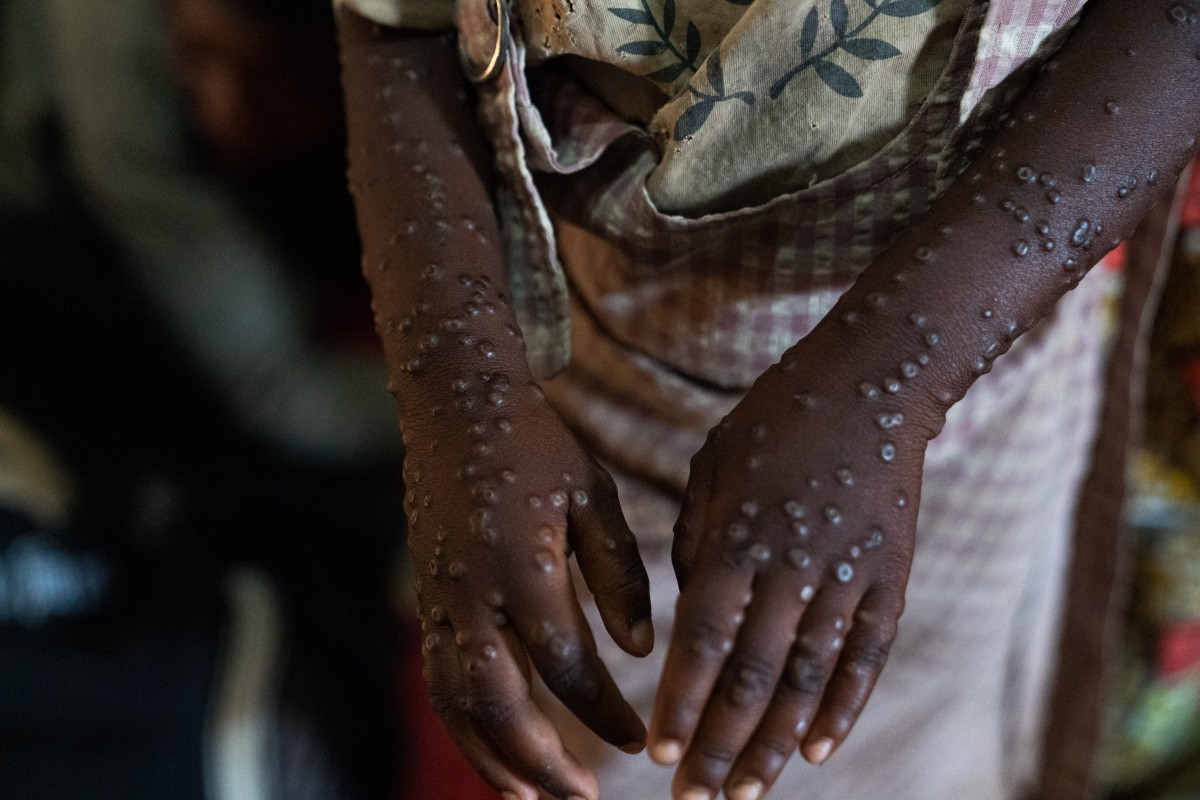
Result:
[796, 0, 1200, 438]
[338, 19, 655, 794]
[336, 9, 531, 433]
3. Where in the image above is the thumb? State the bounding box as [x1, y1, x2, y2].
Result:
[569, 470, 654, 657]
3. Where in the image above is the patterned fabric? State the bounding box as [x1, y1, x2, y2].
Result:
[447, 0, 1084, 377]
[535, 270, 1112, 800]
[959, 0, 1092, 118]
[344, 0, 966, 211]
[460, 2, 1102, 797]
[530, 0, 968, 216]
[341, 1, 1135, 797]
[343, 0, 1080, 376]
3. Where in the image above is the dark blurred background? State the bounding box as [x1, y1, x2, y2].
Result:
[0, 0, 407, 797]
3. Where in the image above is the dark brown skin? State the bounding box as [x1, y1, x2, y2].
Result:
[337, 2, 1200, 799]
[338, 13, 652, 800]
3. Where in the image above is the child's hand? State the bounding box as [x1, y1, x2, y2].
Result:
[407, 372, 653, 800]
[651, 345, 927, 800]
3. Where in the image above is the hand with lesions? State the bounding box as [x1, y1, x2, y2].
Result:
[648, 1, 1200, 797]
[650, 317, 933, 800]
[337, 1, 1200, 798]
[336, 15, 655, 800]
[404, 332, 655, 800]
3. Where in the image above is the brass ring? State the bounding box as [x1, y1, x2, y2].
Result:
[475, 0, 507, 82]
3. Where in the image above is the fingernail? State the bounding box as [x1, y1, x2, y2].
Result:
[649, 738, 682, 765]
[631, 619, 654, 653]
[618, 738, 645, 755]
[728, 778, 763, 800]
[804, 736, 835, 765]
[679, 788, 712, 800]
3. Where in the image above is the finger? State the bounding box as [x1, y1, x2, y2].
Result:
[421, 622, 540, 800]
[672, 452, 718, 588]
[801, 587, 901, 764]
[673, 580, 803, 799]
[570, 472, 654, 657]
[455, 618, 600, 800]
[506, 547, 647, 752]
[723, 585, 856, 798]
[648, 562, 754, 766]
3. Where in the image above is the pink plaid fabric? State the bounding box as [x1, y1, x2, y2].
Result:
[453, 0, 1087, 498]
[449, 1, 1116, 798]
[961, 0, 1087, 117]
[460, 0, 1085, 382]
[536, 270, 1113, 800]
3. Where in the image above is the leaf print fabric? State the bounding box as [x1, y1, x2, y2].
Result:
[673, 51, 755, 140]
[607, 0, 941, 111]
[342, 0, 967, 213]
[768, 0, 941, 100]
[608, 0, 703, 83]
[648, 0, 964, 212]
[534, 0, 966, 213]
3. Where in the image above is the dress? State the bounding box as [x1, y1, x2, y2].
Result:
[340, 1, 1125, 797]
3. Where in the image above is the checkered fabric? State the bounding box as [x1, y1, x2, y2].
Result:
[445, 2, 1120, 798]
[459, 0, 1084, 379]
[533, 269, 1113, 800]
[347, 1, 1143, 797]
[960, 0, 1088, 119]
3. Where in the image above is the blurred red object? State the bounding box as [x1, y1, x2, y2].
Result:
[1158, 621, 1200, 678]
[396, 620, 499, 800]
[1180, 357, 1200, 414]
[1181, 157, 1200, 230]
[1103, 241, 1127, 272]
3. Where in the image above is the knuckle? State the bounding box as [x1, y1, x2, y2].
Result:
[531, 768, 560, 794]
[608, 556, 649, 598]
[755, 733, 798, 762]
[538, 649, 597, 699]
[844, 635, 893, 674]
[428, 682, 466, 718]
[853, 602, 899, 633]
[467, 695, 518, 730]
[695, 744, 738, 770]
[681, 617, 735, 664]
[825, 706, 861, 737]
[876, 616, 900, 644]
[722, 656, 778, 708]
[781, 643, 830, 698]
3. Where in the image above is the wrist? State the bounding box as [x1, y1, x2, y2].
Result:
[773, 309, 949, 445]
[388, 344, 536, 444]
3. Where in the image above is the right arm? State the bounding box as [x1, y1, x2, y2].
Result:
[336, 10, 654, 800]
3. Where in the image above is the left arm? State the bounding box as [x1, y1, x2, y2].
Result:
[653, 2, 1200, 798]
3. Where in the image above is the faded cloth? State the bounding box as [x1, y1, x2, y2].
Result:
[341, 1, 1135, 799]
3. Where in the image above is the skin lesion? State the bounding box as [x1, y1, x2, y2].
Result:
[722, 655, 782, 708]
[337, 2, 1200, 798]
[781, 641, 834, 699]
